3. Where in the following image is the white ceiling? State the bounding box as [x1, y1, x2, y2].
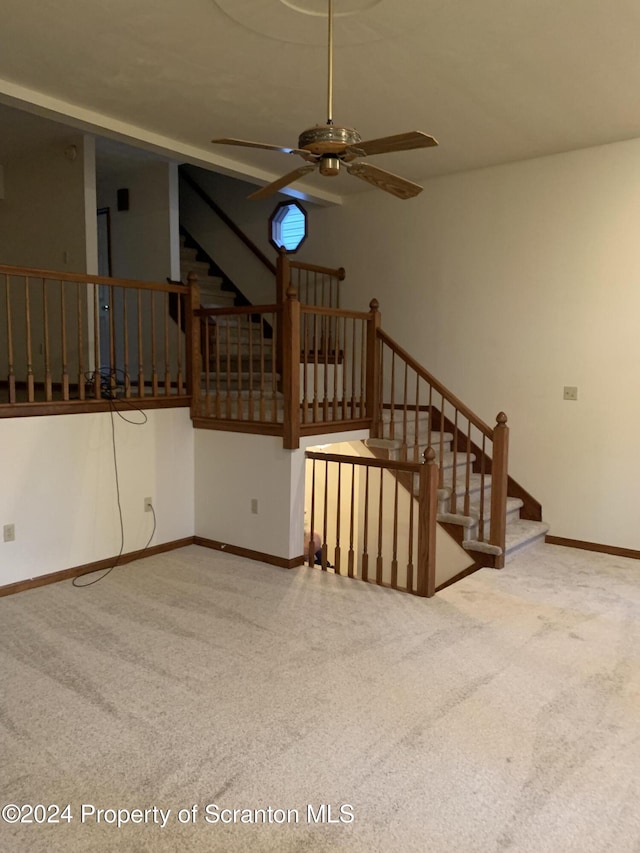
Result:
[1, 0, 640, 203]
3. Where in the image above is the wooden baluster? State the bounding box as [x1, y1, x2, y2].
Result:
[214, 319, 221, 418]
[225, 319, 232, 418]
[236, 314, 243, 421]
[312, 313, 319, 421]
[337, 267, 345, 309]
[376, 469, 384, 585]
[60, 281, 69, 401]
[349, 317, 356, 419]
[402, 361, 408, 459]
[25, 277, 34, 402]
[186, 271, 200, 419]
[247, 315, 254, 421]
[339, 315, 347, 419]
[282, 287, 300, 448]
[406, 473, 415, 592]
[42, 279, 52, 401]
[391, 476, 399, 589]
[366, 298, 380, 432]
[479, 435, 487, 542]
[360, 316, 367, 418]
[123, 289, 130, 397]
[108, 285, 116, 394]
[271, 313, 277, 422]
[389, 351, 396, 440]
[322, 314, 329, 420]
[301, 309, 309, 423]
[413, 373, 420, 462]
[489, 412, 509, 569]
[204, 314, 211, 417]
[77, 282, 85, 400]
[438, 394, 445, 487]
[6, 275, 16, 403]
[450, 409, 459, 513]
[361, 467, 370, 582]
[321, 459, 329, 569]
[150, 290, 158, 397]
[348, 462, 356, 578]
[93, 283, 101, 399]
[334, 462, 341, 574]
[416, 447, 438, 598]
[332, 316, 339, 420]
[259, 316, 266, 422]
[308, 458, 317, 566]
[176, 291, 184, 395]
[137, 289, 144, 398]
[164, 293, 171, 395]
[427, 384, 433, 451]
[464, 421, 472, 516]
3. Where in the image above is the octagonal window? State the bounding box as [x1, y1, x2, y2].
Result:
[269, 200, 307, 253]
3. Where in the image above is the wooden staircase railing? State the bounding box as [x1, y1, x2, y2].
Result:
[305, 446, 439, 597]
[0, 264, 190, 415]
[371, 329, 511, 566]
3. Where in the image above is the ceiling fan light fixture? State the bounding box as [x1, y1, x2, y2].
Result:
[319, 156, 340, 176]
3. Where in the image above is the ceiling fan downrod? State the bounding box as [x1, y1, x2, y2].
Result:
[327, 0, 334, 125]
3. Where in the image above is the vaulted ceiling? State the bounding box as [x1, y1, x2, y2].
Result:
[1, 0, 640, 203]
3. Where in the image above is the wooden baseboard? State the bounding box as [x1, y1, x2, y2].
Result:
[545, 535, 640, 561]
[0, 537, 195, 597]
[194, 536, 303, 569]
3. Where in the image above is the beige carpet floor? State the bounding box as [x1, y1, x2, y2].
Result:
[0, 542, 638, 852]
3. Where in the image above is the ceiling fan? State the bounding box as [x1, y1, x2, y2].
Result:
[211, 0, 438, 200]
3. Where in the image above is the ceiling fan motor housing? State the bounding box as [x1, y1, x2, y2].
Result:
[298, 124, 362, 155]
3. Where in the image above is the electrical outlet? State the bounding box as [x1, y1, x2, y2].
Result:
[251, 498, 258, 515]
[3, 523, 15, 542]
[563, 386, 578, 401]
[144, 497, 153, 513]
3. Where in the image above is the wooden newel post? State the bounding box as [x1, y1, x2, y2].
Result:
[186, 271, 201, 419]
[282, 286, 301, 449]
[366, 298, 381, 433]
[417, 447, 438, 597]
[489, 411, 509, 569]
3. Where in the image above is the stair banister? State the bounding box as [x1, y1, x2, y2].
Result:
[417, 446, 439, 597]
[489, 412, 509, 568]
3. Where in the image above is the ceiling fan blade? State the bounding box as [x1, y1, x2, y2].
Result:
[345, 131, 438, 159]
[346, 162, 423, 200]
[212, 137, 313, 159]
[247, 164, 318, 200]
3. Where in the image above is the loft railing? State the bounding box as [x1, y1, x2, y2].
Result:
[305, 447, 439, 597]
[371, 330, 510, 566]
[190, 283, 375, 447]
[0, 264, 191, 415]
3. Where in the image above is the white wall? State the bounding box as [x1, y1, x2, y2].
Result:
[0, 408, 194, 586]
[194, 429, 369, 561]
[97, 160, 178, 282]
[306, 138, 640, 551]
[0, 133, 88, 272]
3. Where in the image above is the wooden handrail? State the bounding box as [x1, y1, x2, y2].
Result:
[300, 304, 370, 320]
[179, 169, 277, 276]
[377, 328, 494, 438]
[0, 264, 185, 294]
[290, 260, 345, 280]
[306, 449, 422, 473]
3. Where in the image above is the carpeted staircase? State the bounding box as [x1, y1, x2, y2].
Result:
[370, 409, 549, 564]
